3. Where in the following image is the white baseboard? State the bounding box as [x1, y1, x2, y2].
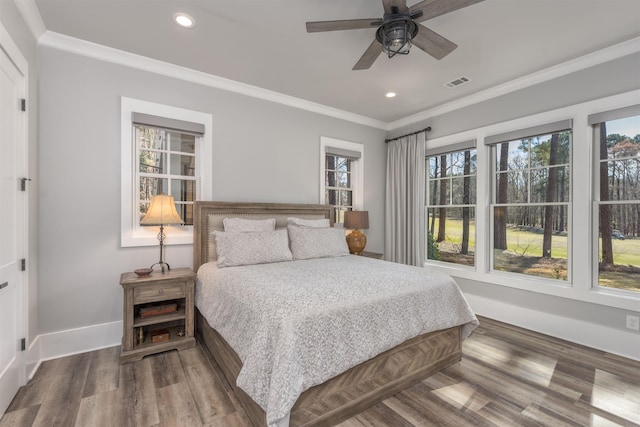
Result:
[22, 299, 638, 384]
[25, 336, 41, 380]
[26, 320, 122, 379]
[464, 293, 640, 362]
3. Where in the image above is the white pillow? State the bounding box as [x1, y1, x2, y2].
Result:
[287, 217, 331, 228]
[223, 217, 276, 232]
[214, 229, 292, 268]
[287, 225, 349, 260]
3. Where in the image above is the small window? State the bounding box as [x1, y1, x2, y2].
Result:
[320, 137, 364, 224]
[487, 120, 572, 281]
[121, 98, 212, 247]
[325, 154, 354, 223]
[136, 126, 197, 225]
[426, 143, 477, 267]
[590, 107, 640, 293]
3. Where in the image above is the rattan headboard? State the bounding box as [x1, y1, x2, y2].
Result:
[193, 201, 335, 272]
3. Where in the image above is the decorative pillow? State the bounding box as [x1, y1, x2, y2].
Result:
[223, 217, 276, 232]
[287, 217, 330, 228]
[287, 225, 349, 260]
[214, 229, 292, 268]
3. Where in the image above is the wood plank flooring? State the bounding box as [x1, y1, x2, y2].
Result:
[1, 317, 638, 427]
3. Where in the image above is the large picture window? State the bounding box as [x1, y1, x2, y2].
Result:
[590, 106, 640, 293]
[487, 120, 572, 280]
[420, 92, 638, 312]
[426, 141, 477, 266]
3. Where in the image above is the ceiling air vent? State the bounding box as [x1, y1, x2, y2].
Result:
[444, 76, 471, 89]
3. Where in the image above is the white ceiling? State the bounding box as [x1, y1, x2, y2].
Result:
[31, 0, 640, 124]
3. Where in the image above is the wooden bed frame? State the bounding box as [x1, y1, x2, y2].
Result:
[193, 201, 462, 427]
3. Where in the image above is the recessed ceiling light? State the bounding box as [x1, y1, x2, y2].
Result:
[386, 92, 397, 98]
[173, 13, 195, 29]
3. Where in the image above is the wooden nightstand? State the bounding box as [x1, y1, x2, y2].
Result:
[120, 267, 196, 364]
[360, 251, 383, 260]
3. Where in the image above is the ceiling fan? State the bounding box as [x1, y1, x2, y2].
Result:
[306, 0, 484, 70]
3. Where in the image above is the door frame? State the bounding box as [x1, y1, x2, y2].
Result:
[0, 20, 30, 413]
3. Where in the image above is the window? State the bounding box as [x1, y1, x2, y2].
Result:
[325, 154, 354, 223]
[320, 137, 364, 224]
[135, 117, 198, 226]
[419, 92, 638, 311]
[487, 120, 572, 280]
[589, 106, 640, 293]
[425, 141, 477, 266]
[121, 98, 212, 247]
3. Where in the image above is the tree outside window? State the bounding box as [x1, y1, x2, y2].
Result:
[491, 129, 571, 280]
[594, 114, 640, 293]
[426, 147, 477, 266]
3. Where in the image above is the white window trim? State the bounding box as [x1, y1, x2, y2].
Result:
[423, 89, 640, 312]
[319, 137, 364, 218]
[121, 97, 212, 247]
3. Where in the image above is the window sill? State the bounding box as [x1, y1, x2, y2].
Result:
[424, 261, 640, 312]
[121, 226, 193, 248]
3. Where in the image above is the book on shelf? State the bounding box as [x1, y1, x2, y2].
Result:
[139, 302, 178, 318]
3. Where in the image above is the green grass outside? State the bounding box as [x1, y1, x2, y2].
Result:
[600, 237, 640, 266]
[429, 218, 639, 290]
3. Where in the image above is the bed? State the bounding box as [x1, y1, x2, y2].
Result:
[193, 201, 478, 427]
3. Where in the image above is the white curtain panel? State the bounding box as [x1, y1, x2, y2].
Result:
[384, 132, 426, 266]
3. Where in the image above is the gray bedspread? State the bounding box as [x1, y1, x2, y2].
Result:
[195, 255, 478, 426]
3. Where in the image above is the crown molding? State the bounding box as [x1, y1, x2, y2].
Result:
[18, 0, 640, 134]
[12, 0, 46, 41]
[38, 31, 388, 130]
[388, 36, 640, 131]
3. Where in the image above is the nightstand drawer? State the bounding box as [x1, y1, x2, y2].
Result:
[134, 282, 185, 304]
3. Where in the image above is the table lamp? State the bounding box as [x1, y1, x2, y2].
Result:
[140, 194, 184, 272]
[344, 210, 369, 255]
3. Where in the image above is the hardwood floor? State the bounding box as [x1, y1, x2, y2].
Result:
[1, 317, 638, 427]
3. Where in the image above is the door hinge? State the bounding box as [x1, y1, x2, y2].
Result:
[20, 177, 31, 191]
[21, 99, 26, 112]
[21, 259, 26, 271]
[21, 338, 26, 351]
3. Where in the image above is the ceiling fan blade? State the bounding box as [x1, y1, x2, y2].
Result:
[411, 26, 457, 60]
[382, 0, 408, 14]
[410, 0, 484, 23]
[353, 40, 383, 70]
[306, 19, 381, 33]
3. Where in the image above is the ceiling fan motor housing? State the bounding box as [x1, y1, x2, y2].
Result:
[376, 10, 419, 58]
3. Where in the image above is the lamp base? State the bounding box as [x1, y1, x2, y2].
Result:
[346, 229, 367, 255]
[151, 225, 171, 273]
[150, 262, 171, 273]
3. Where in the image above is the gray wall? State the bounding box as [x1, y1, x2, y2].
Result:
[37, 46, 387, 333]
[389, 53, 640, 140]
[0, 1, 39, 344]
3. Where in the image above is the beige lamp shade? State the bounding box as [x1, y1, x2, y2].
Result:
[344, 210, 369, 230]
[140, 194, 184, 226]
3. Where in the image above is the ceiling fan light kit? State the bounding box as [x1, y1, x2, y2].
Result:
[376, 12, 419, 58]
[306, 0, 484, 70]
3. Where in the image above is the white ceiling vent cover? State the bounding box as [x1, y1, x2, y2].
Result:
[444, 76, 471, 88]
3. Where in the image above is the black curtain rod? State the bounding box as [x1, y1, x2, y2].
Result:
[385, 126, 431, 143]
